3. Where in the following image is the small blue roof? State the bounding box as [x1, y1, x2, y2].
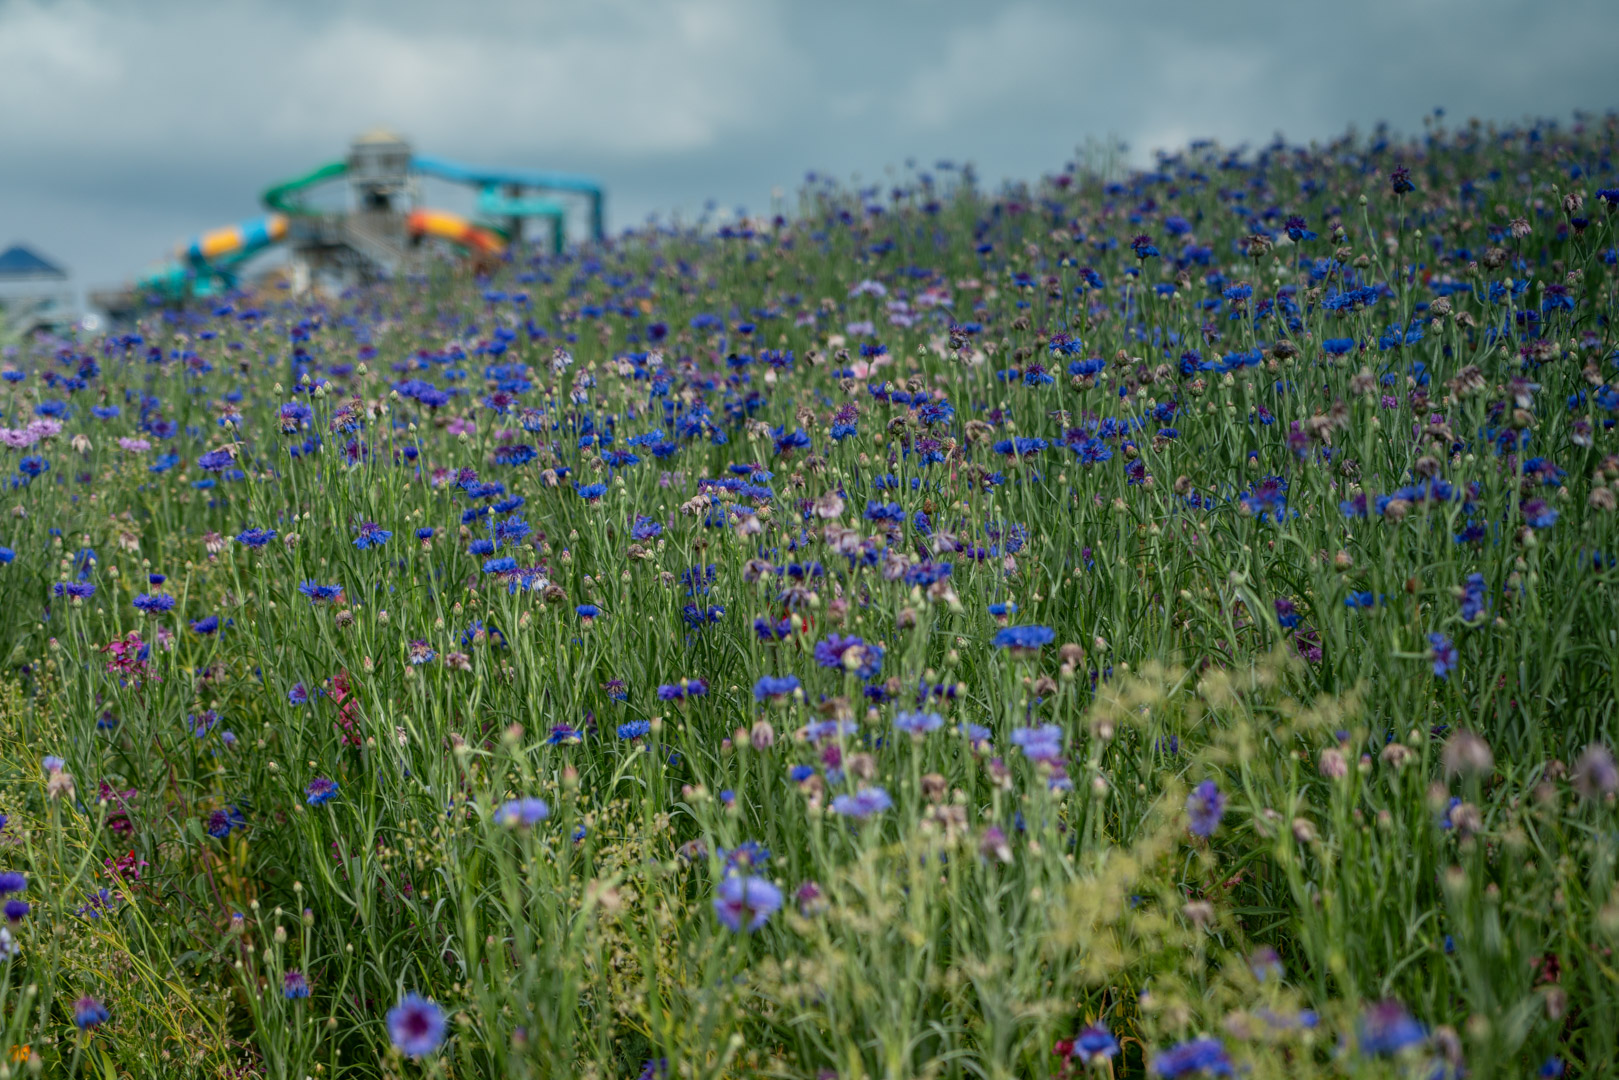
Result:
[0, 245, 67, 279]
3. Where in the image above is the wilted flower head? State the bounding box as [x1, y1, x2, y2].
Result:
[1441, 731, 1494, 779]
[1572, 744, 1618, 800]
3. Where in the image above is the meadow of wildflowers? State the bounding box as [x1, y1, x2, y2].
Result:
[0, 111, 1617, 1079]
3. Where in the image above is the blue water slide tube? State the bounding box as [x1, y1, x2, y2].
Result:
[410, 156, 605, 241]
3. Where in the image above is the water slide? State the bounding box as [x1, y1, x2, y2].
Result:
[131, 213, 291, 299]
[262, 161, 350, 215]
[184, 214, 289, 264]
[410, 155, 603, 243]
[406, 208, 504, 256]
[119, 142, 604, 305]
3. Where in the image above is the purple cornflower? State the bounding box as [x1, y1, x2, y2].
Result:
[712, 875, 783, 932]
[1186, 779, 1225, 837]
[387, 993, 446, 1058]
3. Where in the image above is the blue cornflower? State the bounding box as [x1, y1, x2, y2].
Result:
[1429, 633, 1457, 679]
[387, 993, 446, 1058]
[812, 635, 884, 679]
[577, 482, 607, 502]
[1186, 779, 1225, 837]
[494, 797, 551, 827]
[236, 527, 276, 548]
[304, 777, 339, 806]
[190, 615, 220, 635]
[353, 522, 392, 550]
[206, 808, 237, 839]
[753, 675, 801, 701]
[1358, 999, 1426, 1055]
[617, 720, 652, 740]
[1152, 1037, 1232, 1077]
[1459, 574, 1487, 622]
[133, 593, 176, 613]
[831, 787, 892, 818]
[893, 710, 944, 737]
[1522, 499, 1558, 529]
[283, 970, 310, 999]
[1070, 1024, 1119, 1064]
[482, 556, 518, 574]
[991, 625, 1054, 653]
[713, 875, 783, 932]
[298, 582, 343, 603]
[74, 996, 109, 1030]
[1010, 724, 1063, 763]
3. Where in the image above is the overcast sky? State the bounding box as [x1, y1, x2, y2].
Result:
[2, 0, 1615, 296]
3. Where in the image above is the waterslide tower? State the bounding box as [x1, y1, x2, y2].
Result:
[347, 129, 414, 213]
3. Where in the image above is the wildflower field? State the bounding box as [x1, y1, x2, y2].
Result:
[2, 112, 1619, 1079]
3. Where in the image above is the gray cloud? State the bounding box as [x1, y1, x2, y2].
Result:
[1, 0, 1613, 294]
